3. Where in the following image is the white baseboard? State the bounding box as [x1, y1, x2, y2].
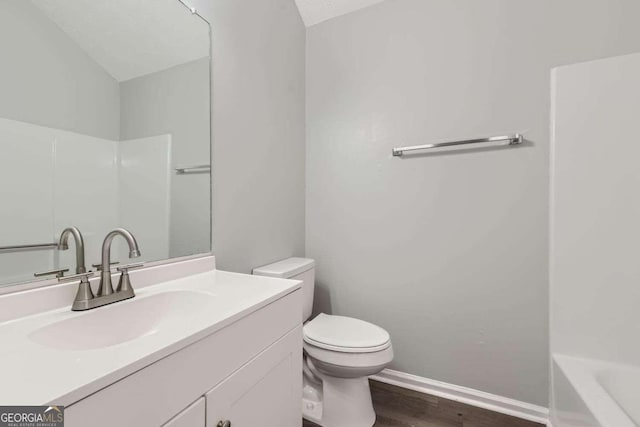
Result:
[370, 369, 549, 425]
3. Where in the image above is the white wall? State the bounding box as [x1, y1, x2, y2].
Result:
[550, 52, 640, 366]
[0, 0, 119, 140]
[53, 130, 119, 269]
[0, 119, 56, 284]
[0, 118, 119, 282]
[189, 0, 306, 273]
[306, 0, 640, 406]
[118, 135, 172, 263]
[0, 118, 171, 283]
[120, 59, 211, 259]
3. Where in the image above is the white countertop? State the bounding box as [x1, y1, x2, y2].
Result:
[0, 269, 301, 406]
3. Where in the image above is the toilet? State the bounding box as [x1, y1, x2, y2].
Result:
[253, 258, 393, 427]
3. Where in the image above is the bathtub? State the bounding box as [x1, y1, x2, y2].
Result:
[552, 354, 639, 427]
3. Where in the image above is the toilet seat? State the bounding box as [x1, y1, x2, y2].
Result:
[304, 314, 391, 353]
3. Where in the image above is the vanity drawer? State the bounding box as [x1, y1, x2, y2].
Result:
[163, 398, 205, 427]
[65, 289, 302, 427]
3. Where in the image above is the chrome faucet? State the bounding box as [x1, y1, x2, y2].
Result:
[97, 228, 141, 297]
[65, 228, 142, 311]
[58, 227, 87, 274]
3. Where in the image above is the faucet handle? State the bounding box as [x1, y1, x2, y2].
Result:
[116, 263, 144, 273]
[116, 263, 143, 295]
[58, 271, 95, 283]
[67, 271, 96, 311]
[92, 261, 119, 271]
[34, 268, 69, 278]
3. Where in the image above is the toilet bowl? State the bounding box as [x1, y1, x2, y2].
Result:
[253, 258, 393, 427]
[303, 314, 393, 427]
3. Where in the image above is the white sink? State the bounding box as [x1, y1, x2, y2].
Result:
[29, 290, 215, 351]
[0, 262, 301, 407]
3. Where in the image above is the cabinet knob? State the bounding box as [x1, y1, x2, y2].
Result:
[217, 421, 231, 427]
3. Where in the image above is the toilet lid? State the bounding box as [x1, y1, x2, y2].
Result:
[303, 314, 391, 353]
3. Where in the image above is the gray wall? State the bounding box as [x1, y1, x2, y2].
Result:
[0, 0, 119, 140]
[120, 58, 211, 258]
[191, 0, 306, 273]
[306, 0, 640, 406]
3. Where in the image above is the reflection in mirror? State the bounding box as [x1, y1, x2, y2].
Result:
[0, 0, 211, 287]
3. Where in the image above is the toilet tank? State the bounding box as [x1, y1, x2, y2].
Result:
[253, 258, 315, 321]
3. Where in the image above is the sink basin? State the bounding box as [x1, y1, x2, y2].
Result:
[29, 290, 214, 350]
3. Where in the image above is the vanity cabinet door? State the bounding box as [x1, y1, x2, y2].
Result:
[163, 398, 205, 427]
[206, 326, 302, 427]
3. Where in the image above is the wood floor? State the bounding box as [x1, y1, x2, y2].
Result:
[303, 380, 544, 427]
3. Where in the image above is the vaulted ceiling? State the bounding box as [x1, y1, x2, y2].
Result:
[29, 0, 385, 82]
[30, 0, 209, 82]
[295, 0, 386, 27]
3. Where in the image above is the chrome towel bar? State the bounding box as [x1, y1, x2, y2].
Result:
[175, 165, 211, 174]
[392, 134, 524, 157]
[0, 243, 59, 254]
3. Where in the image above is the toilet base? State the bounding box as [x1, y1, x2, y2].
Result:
[303, 375, 376, 427]
[302, 395, 323, 425]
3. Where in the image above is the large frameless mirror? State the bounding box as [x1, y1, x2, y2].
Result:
[0, 0, 211, 287]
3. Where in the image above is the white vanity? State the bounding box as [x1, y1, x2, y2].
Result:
[0, 257, 303, 427]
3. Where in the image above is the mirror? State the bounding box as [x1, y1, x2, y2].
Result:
[0, 0, 211, 286]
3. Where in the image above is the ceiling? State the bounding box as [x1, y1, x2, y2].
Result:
[295, 0, 386, 27]
[29, 0, 385, 80]
[30, 0, 209, 82]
